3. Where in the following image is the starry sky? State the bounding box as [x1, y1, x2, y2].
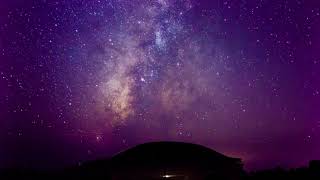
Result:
[0, 0, 320, 170]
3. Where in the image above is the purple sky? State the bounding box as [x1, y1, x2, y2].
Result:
[1, 0, 320, 170]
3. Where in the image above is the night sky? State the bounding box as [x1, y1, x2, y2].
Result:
[1, 0, 320, 170]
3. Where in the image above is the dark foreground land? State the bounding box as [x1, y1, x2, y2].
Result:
[1, 142, 319, 180]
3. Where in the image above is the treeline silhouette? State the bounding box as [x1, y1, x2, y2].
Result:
[0, 142, 319, 180]
[1, 164, 320, 180]
[247, 160, 320, 180]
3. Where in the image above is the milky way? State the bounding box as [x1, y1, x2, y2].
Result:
[1, 0, 320, 170]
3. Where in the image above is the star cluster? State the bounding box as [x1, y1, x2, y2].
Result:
[1, 0, 320, 170]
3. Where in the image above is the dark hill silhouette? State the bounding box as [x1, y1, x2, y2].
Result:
[77, 141, 245, 179]
[1, 141, 320, 180]
[112, 141, 240, 164]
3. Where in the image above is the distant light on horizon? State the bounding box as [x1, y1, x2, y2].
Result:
[162, 174, 178, 178]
